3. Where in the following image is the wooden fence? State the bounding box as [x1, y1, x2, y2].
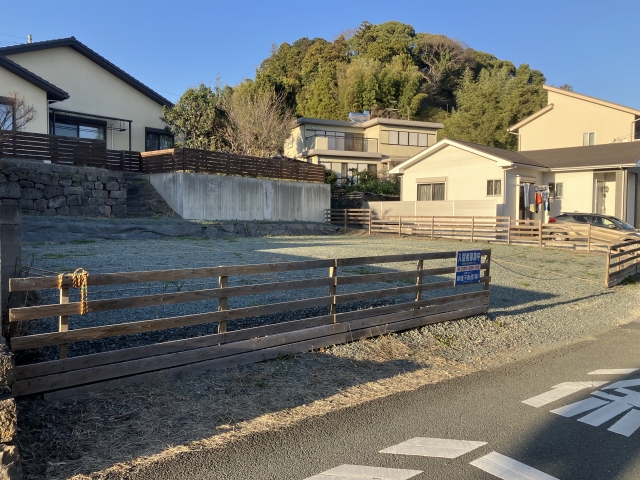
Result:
[8, 250, 491, 396]
[605, 239, 640, 287]
[140, 148, 325, 183]
[326, 209, 608, 252]
[0, 130, 141, 171]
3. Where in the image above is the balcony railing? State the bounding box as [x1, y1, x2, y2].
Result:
[305, 135, 378, 153]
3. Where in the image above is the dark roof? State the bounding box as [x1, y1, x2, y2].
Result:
[523, 142, 640, 169]
[450, 140, 549, 168]
[0, 55, 69, 102]
[0, 37, 173, 107]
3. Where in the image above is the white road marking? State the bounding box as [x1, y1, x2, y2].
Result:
[588, 369, 638, 375]
[578, 402, 633, 427]
[550, 397, 609, 417]
[608, 409, 640, 436]
[602, 379, 640, 390]
[304, 464, 422, 480]
[380, 437, 487, 458]
[470, 452, 559, 480]
[522, 382, 608, 407]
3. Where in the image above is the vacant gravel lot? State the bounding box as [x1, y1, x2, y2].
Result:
[16, 233, 640, 479]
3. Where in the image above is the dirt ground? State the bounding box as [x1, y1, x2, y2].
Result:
[14, 234, 640, 479]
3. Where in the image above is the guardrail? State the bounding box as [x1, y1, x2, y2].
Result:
[605, 239, 640, 287]
[8, 250, 491, 396]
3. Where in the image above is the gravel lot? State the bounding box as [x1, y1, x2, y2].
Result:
[16, 232, 640, 479]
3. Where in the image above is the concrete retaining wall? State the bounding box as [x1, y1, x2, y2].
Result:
[0, 159, 128, 218]
[150, 172, 330, 222]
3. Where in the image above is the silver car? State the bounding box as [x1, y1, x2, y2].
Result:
[548, 213, 640, 244]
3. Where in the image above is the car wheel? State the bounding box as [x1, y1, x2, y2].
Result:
[552, 232, 567, 241]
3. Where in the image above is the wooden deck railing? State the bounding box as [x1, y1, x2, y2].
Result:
[326, 209, 610, 252]
[140, 148, 326, 183]
[8, 250, 491, 396]
[0, 130, 141, 171]
[605, 238, 640, 287]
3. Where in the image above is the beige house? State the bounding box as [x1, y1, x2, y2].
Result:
[389, 139, 640, 227]
[508, 85, 640, 151]
[0, 37, 173, 152]
[285, 114, 443, 184]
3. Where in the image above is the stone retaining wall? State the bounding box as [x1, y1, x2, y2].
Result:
[0, 159, 127, 218]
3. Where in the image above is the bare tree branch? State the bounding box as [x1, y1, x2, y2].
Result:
[0, 91, 38, 148]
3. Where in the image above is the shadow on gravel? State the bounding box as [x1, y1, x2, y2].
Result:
[17, 352, 432, 479]
[488, 289, 611, 316]
[507, 356, 640, 478]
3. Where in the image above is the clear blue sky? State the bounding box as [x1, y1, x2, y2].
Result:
[2, 0, 638, 107]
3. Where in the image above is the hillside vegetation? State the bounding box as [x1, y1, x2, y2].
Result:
[252, 21, 548, 150]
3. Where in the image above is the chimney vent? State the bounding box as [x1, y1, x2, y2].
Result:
[27, 34, 32, 44]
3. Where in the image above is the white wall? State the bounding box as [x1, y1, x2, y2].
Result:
[0, 68, 48, 134]
[150, 173, 330, 222]
[7, 47, 167, 151]
[541, 170, 594, 218]
[366, 200, 497, 217]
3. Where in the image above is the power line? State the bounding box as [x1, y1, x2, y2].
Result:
[0, 32, 26, 40]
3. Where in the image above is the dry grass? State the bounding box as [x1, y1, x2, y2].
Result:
[17, 327, 498, 480]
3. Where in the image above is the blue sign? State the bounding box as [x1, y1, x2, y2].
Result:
[455, 250, 482, 285]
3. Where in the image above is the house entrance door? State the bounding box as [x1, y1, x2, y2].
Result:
[595, 179, 606, 214]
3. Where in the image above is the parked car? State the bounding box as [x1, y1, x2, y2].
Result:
[548, 213, 640, 244]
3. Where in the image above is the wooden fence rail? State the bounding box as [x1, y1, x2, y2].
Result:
[326, 209, 611, 252]
[8, 250, 491, 396]
[140, 148, 326, 183]
[605, 239, 640, 287]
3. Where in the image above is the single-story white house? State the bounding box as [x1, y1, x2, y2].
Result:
[388, 139, 640, 227]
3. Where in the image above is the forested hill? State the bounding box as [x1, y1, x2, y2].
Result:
[251, 21, 548, 150]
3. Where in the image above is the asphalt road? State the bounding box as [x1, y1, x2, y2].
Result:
[125, 320, 640, 480]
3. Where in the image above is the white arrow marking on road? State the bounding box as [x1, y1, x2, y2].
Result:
[588, 369, 638, 375]
[577, 401, 633, 426]
[608, 409, 640, 436]
[303, 464, 422, 480]
[550, 397, 609, 417]
[380, 437, 487, 458]
[470, 452, 559, 480]
[522, 382, 608, 408]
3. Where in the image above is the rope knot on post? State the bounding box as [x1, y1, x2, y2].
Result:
[58, 268, 89, 315]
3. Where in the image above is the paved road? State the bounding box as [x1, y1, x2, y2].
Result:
[128, 320, 640, 480]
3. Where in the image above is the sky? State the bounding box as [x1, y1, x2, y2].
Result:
[2, 0, 639, 107]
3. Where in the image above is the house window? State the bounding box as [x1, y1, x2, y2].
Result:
[487, 179, 502, 196]
[417, 183, 445, 201]
[549, 182, 563, 198]
[145, 128, 174, 151]
[387, 131, 429, 147]
[51, 115, 106, 140]
[0, 98, 14, 131]
[583, 132, 595, 146]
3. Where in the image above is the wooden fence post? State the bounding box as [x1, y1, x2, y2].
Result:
[605, 247, 611, 287]
[329, 261, 337, 318]
[483, 251, 491, 296]
[538, 220, 543, 247]
[431, 216, 434, 240]
[217, 276, 228, 333]
[587, 223, 592, 252]
[415, 259, 423, 302]
[59, 287, 69, 359]
[398, 216, 402, 237]
[470, 217, 475, 243]
[507, 217, 511, 244]
[344, 209, 347, 234]
[368, 209, 372, 236]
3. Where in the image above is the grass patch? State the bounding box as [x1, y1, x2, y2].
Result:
[70, 239, 96, 244]
[42, 253, 67, 259]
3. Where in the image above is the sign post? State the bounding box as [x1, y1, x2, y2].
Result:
[455, 250, 482, 286]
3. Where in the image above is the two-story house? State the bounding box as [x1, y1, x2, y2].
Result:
[284, 113, 443, 185]
[508, 85, 640, 151]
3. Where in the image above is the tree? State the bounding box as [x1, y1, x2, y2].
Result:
[0, 92, 37, 145]
[442, 64, 546, 150]
[222, 85, 294, 157]
[161, 83, 228, 150]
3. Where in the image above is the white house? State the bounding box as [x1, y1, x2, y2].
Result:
[389, 139, 640, 226]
